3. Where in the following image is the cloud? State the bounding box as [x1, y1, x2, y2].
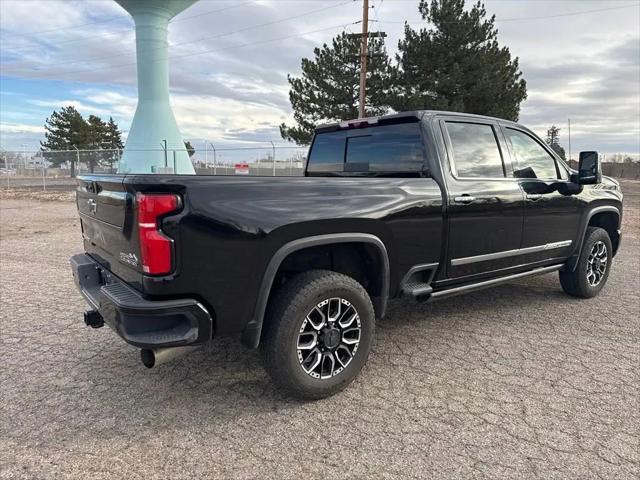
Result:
[0, 123, 44, 134]
[0, 0, 638, 154]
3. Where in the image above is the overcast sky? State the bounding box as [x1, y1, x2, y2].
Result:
[1, 0, 639, 156]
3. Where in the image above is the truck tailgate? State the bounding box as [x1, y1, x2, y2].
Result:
[76, 175, 143, 288]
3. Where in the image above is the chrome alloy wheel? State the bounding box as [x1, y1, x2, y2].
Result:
[587, 240, 608, 287]
[296, 298, 361, 379]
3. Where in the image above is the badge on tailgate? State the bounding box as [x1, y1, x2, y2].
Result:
[119, 252, 139, 267]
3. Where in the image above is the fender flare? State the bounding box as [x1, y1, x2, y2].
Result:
[566, 205, 620, 272]
[241, 233, 390, 348]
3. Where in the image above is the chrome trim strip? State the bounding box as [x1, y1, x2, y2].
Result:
[430, 264, 563, 300]
[451, 240, 572, 266]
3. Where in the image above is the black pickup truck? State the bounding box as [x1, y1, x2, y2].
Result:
[71, 111, 622, 399]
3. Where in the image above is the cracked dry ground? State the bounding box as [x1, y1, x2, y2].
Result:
[1, 182, 638, 480]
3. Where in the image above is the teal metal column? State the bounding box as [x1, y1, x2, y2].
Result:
[115, 0, 198, 174]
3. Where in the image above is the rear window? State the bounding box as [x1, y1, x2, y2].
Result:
[307, 123, 425, 175]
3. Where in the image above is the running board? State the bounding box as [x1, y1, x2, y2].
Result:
[428, 264, 563, 301]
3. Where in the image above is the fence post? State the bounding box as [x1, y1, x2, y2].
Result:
[5, 153, 9, 190]
[42, 157, 46, 191]
[210, 143, 216, 175]
[72, 146, 79, 178]
[270, 141, 276, 177]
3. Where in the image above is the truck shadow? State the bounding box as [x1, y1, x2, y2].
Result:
[77, 274, 573, 438]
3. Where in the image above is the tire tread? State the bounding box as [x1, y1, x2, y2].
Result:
[262, 269, 374, 400]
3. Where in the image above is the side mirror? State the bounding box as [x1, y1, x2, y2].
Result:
[578, 151, 601, 185]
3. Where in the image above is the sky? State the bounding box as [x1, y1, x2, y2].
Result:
[1, 0, 639, 157]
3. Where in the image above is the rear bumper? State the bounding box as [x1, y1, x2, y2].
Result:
[70, 253, 213, 349]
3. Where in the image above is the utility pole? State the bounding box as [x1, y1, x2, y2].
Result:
[347, 1, 384, 118]
[358, 0, 369, 119]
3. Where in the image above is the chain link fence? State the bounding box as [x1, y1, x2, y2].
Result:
[2, 147, 639, 191]
[0, 145, 309, 190]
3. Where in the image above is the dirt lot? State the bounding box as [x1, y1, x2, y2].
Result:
[1, 182, 638, 479]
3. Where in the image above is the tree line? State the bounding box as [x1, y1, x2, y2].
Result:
[281, 0, 528, 144]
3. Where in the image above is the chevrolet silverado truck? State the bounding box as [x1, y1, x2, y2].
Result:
[70, 111, 623, 399]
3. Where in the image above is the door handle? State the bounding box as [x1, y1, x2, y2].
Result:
[526, 193, 543, 200]
[454, 195, 476, 204]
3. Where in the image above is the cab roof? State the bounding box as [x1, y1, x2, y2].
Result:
[315, 110, 521, 133]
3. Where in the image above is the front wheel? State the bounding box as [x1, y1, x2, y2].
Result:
[559, 226, 612, 298]
[262, 270, 375, 400]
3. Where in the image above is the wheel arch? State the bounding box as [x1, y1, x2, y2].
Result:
[241, 233, 390, 348]
[566, 206, 621, 272]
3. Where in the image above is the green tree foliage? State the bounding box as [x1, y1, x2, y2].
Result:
[41, 106, 88, 152]
[184, 140, 195, 157]
[104, 117, 125, 171]
[41, 107, 124, 173]
[545, 125, 566, 160]
[390, 0, 526, 120]
[280, 32, 393, 145]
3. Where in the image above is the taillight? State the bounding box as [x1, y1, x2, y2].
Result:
[136, 193, 180, 275]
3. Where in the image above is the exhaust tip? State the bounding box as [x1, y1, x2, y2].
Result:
[140, 349, 155, 368]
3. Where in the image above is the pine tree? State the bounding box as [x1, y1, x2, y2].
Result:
[391, 0, 527, 121]
[104, 117, 124, 171]
[41, 107, 125, 174]
[104, 117, 124, 150]
[41, 106, 89, 176]
[545, 125, 566, 160]
[280, 32, 393, 145]
[41, 106, 88, 154]
[184, 140, 195, 158]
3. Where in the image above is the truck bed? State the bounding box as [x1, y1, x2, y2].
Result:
[77, 174, 444, 337]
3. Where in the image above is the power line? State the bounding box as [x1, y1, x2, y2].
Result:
[374, 2, 640, 24]
[0, 15, 124, 39]
[21, 0, 354, 68]
[1, 1, 252, 54]
[21, 21, 360, 79]
[169, 1, 252, 23]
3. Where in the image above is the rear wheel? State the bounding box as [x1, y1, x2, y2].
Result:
[262, 270, 375, 400]
[559, 227, 612, 298]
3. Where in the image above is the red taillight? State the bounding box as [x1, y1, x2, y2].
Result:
[136, 193, 180, 275]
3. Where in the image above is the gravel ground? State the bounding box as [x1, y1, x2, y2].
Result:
[1, 182, 638, 479]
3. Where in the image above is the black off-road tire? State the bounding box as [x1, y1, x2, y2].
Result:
[559, 227, 612, 298]
[261, 270, 375, 400]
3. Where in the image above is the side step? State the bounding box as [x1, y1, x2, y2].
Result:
[400, 262, 439, 298]
[429, 264, 563, 301]
[402, 281, 433, 297]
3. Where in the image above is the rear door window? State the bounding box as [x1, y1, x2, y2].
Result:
[306, 131, 347, 173]
[307, 122, 425, 174]
[445, 122, 506, 178]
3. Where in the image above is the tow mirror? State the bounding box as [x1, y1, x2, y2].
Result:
[578, 151, 601, 184]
